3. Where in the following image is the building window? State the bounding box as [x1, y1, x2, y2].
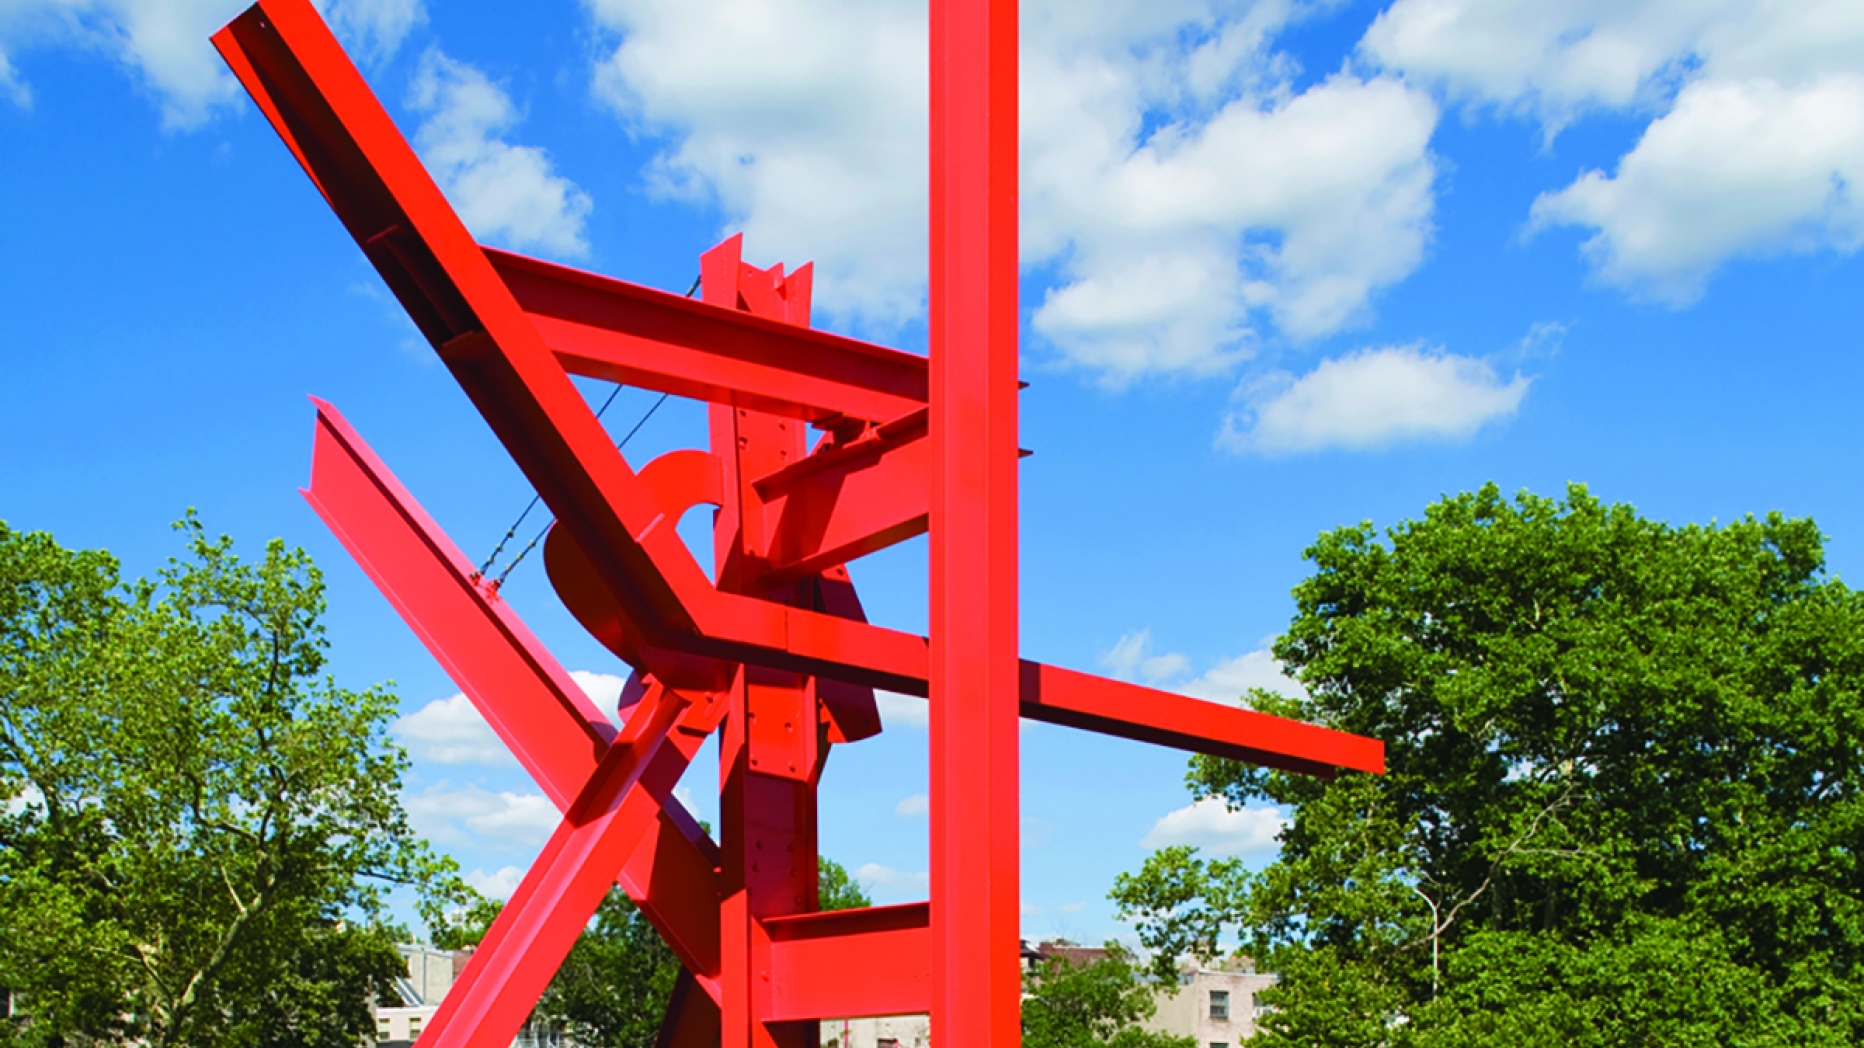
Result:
[1209, 990, 1229, 1020]
[878, 1038, 899, 1048]
[1210, 1043, 1229, 1048]
[376, 1017, 393, 1042]
[409, 1016, 423, 1038]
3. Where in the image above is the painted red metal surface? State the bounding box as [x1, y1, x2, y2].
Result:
[928, 0, 1024, 1044]
[214, 1, 1387, 1045]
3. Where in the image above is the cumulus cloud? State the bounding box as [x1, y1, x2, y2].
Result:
[585, 0, 927, 325]
[1101, 628, 1191, 687]
[1028, 68, 1438, 382]
[1101, 631, 1305, 704]
[1363, 0, 1864, 296]
[1221, 344, 1528, 454]
[570, 670, 630, 714]
[395, 693, 513, 766]
[405, 783, 558, 847]
[1530, 76, 1864, 302]
[409, 48, 593, 258]
[0, 0, 420, 126]
[874, 690, 928, 730]
[584, 0, 1438, 378]
[1360, 0, 1716, 125]
[895, 793, 929, 817]
[1142, 797, 1286, 856]
[1178, 648, 1307, 704]
[465, 865, 526, 900]
[317, 0, 424, 65]
[853, 862, 930, 901]
[0, 48, 29, 108]
[396, 671, 624, 765]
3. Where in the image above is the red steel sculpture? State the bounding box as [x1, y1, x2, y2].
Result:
[211, 2, 1385, 1047]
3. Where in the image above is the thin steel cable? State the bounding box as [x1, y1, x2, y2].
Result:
[493, 390, 671, 587]
[476, 273, 700, 582]
[476, 383, 623, 578]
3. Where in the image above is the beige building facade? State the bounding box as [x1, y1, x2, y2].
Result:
[822, 1013, 932, 1048]
[1143, 957, 1277, 1047]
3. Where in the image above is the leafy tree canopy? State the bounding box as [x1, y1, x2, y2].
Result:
[1022, 944, 1191, 1048]
[816, 857, 871, 912]
[0, 518, 462, 1048]
[1113, 484, 1864, 1047]
[533, 888, 680, 1048]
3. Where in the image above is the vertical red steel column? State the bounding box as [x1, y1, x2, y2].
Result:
[706, 241, 822, 1048]
[929, 0, 1021, 1042]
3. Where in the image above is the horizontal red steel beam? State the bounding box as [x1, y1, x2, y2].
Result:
[1019, 663, 1385, 778]
[300, 399, 725, 984]
[486, 248, 927, 426]
[216, 0, 930, 697]
[229, 0, 1386, 780]
[758, 903, 931, 1021]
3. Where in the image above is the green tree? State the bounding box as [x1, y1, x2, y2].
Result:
[0, 518, 461, 1047]
[533, 889, 681, 1048]
[1022, 944, 1191, 1048]
[1112, 485, 1864, 1047]
[817, 857, 871, 912]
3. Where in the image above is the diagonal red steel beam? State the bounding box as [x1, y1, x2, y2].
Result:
[300, 399, 725, 985]
[486, 246, 926, 426]
[423, 682, 689, 1048]
[216, 0, 928, 697]
[223, 0, 1383, 771]
[215, 0, 716, 665]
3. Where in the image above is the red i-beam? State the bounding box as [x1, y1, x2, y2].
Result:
[211, 3, 1384, 1047]
[929, 0, 1023, 1043]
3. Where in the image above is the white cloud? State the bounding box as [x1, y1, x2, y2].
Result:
[1142, 797, 1286, 856]
[570, 670, 629, 714]
[397, 672, 624, 765]
[1028, 68, 1439, 382]
[395, 692, 513, 766]
[409, 48, 593, 259]
[585, 0, 1438, 378]
[1360, 0, 1717, 126]
[1101, 628, 1191, 686]
[465, 865, 526, 900]
[1530, 76, 1864, 302]
[316, 0, 424, 65]
[1221, 344, 1528, 454]
[853, 862, 930, 901]
[585, 0, 927, 325]
[1363, 0, 1864, 296]
[405, 783, 559, 847]
[1178, 648, 1307, 704]
[0, 0, 420, 126]
[0, 48, 30, 108]
[1100, 631, 1305, 704]
[874, 690, 928, 730]
[895, 793, 929, 817]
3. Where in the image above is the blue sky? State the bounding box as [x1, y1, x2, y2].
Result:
[4, 0, 1864, 949]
